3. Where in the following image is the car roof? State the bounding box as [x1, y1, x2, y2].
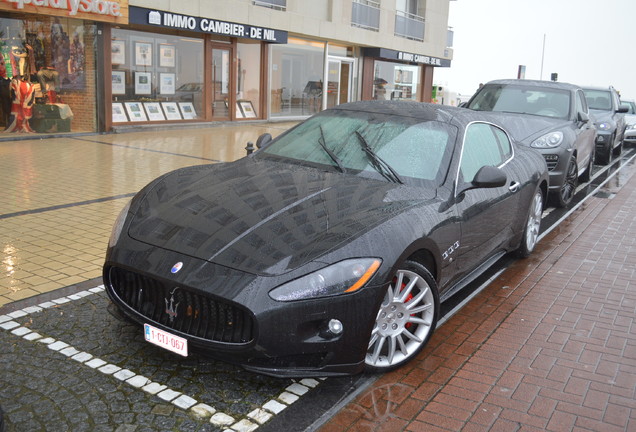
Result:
[333, 100, 473, 123]
[581, 85, 613, 92]
[483, 79, 581, 92]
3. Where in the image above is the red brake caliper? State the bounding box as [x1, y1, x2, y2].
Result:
[394, 276, 414, 329]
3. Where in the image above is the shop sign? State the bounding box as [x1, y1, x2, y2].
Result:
[0, 0, 129, 23]
[365, 47, 451, 67]
[129, 7, 288, 44]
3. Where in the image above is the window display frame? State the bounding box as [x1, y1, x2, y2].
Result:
[159, 44, 176, 67]
[135, 41, 153, 66]
[124, 101, 148, 121]
[162, 102, 182, 120]
[111, 39, 126, 65]
[144, 102, 165, 121]
[134, 71, 152, 95]
[112, 70, 126, 95]
[159, 73, 175, 95]
[112, 103, 128, 122]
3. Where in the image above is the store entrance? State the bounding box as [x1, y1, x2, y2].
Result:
[326, 58, 354, 109]
[211, 46, 232, 120]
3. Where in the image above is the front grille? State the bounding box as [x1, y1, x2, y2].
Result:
[543, 154, 559, 171]
[108, 267, 254, 344]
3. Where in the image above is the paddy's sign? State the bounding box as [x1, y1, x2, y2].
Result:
[0, 0, 129, 24]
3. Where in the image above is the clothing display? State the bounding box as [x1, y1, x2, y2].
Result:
[37, 67, 59, 103]
[5, 77, 35, 132]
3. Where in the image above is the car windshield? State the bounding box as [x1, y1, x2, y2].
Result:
[583, 90, 612, 110]
[257, 109, 457, 186]
[468, 84, 571, 119]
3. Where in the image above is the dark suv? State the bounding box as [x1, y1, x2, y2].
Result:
[582, 86, 627, 164]
[466, 79, 596, 208]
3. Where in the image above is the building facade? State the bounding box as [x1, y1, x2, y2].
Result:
[0, 0, 452, 135]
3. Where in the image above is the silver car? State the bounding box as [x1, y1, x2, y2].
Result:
[620, 99, 636, 145]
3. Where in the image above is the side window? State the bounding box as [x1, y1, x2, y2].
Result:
[576, 90, 588, 114]
[460, 123, 508, 183]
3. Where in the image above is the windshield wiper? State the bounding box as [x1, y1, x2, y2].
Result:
[318, 126, 346, 173]
[354, 131, 403, 184]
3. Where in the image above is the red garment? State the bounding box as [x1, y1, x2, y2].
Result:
[5, 78, 35, 133]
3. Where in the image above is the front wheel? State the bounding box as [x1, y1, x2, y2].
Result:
[365, 261, 439, 372]
[516, 188, 543, 258]
[579, 151, 594, 183]
[552, 156, 577, 208]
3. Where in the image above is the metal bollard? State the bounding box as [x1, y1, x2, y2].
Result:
[245, 141, 255, 155]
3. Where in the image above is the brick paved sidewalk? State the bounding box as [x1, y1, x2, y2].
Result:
[319, 171, 636, 431]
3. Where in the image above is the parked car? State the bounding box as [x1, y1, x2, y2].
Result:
[465, 79, 596, 208]
[582, 86, 628, 164]
[103, 101, 548, 377]
[620, 99, 636, 145]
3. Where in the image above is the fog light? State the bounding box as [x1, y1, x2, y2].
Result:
[328, 319, 343, 335]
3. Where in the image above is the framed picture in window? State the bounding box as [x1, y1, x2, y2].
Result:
[159, 73, 175, 95]
[144, 102, 166, 121]
[235, 102, 244, 118]
[124, 102, 148, 122]
[111, 40, 126, 65]
[135, 42, 152, 66]
[162, 102, 182, 120]
[238, 100, 257, 118]
[178, 102, 197, 119]
[159, 44, 176, 68]
[135, 72, 151, 95]
[111, 103, 128, 122]
[111, 70, 126, 95]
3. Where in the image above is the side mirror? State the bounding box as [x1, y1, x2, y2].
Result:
[472, 165, 507, 189]
[577, 111, 590, 123]
[256, 133, 273, 149]
[616, 106, 629, 114]
[458, 165, 507, 195]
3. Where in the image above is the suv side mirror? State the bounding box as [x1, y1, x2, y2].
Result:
[458, 165, 507, 195]
[616, 106, 629, 114]
[256, 133, 273, 149]
[577, 111, 590, 123]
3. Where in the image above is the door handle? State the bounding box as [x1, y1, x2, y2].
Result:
[508, 182, 520, 193]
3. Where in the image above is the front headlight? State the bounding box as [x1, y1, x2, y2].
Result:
[108, 200, 132, 248]
[597, 122, 611, 131]
[629, 123, 636, 130]
[531, 131, 563, 148]
[269, 258, 382, 301]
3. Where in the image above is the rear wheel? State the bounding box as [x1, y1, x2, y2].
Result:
[516, 188, 543, 258]
[579, 151, 594, 183]
[365, 261, 439, 372]
[613, 138, 623, 156]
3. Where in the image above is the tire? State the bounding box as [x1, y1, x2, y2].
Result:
[516, 188, 543, 258]
[553, 156, 578, 208]
[365, 261, 439, 372]
[579, 151, 594, 183]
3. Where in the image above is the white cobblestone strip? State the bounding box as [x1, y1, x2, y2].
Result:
[0, 286, 324, 430]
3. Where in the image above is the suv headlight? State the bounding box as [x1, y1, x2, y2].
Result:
[597, 122, 611, 131]
[531, 131, 563, 148]
[269, 258, 382, 301]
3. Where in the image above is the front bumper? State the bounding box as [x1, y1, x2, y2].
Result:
[595, 131, 614, 153]
[624, 128, 636, 144]
[539, 149, 573, 192]
[103, 243, 385, 377]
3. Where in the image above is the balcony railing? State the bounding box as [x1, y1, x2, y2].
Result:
[351, 0, 380, 31]
[253, 0, 286, 11]
[394, 10, 425, 41]
[447, 27, 454, 47]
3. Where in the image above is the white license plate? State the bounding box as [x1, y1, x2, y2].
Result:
[144, 323, 188, 357]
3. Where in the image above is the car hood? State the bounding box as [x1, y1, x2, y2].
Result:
[589, 109, 614, 125]
[127, 158, 433, 276]
[476, 111, 572, 144]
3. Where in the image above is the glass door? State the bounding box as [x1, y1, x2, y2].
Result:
[326, 58, 354, 109]
[211, 47, 232, 120]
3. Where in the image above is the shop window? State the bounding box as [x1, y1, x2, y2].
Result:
[270, 37, 325, 118]
[236, 41, 262, 119]
[372, 60, 421, 102]
[111, 29, 204, 123]
[0, 15, 97, 134]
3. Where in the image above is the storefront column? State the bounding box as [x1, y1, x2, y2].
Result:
[421, 65, 434, 103]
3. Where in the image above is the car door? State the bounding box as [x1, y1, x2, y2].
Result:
[573, 89, 596, 168]
[453, 122, 521, 278]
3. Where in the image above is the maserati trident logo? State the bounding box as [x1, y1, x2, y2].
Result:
[165, 287, 180, 323]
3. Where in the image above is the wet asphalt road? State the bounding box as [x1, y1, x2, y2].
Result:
[1, 148, 635, 432]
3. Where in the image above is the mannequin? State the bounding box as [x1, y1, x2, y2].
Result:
[0, 53, 11, 126]
[37, 66, 59, 103]
[5, 74, 35, 133]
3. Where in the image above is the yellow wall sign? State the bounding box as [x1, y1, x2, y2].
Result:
[0, 0, 129, 24]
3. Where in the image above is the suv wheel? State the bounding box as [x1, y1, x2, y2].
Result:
[552, 155, 577, 208]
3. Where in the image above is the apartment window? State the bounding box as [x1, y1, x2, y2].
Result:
[253, 0, 286, 11]
[351, 0, 380, 31]
[395, 0, 425, 41]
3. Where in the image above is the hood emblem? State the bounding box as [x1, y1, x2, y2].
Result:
[171, 262, 183, 274]
[165, 287, 180, 323]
